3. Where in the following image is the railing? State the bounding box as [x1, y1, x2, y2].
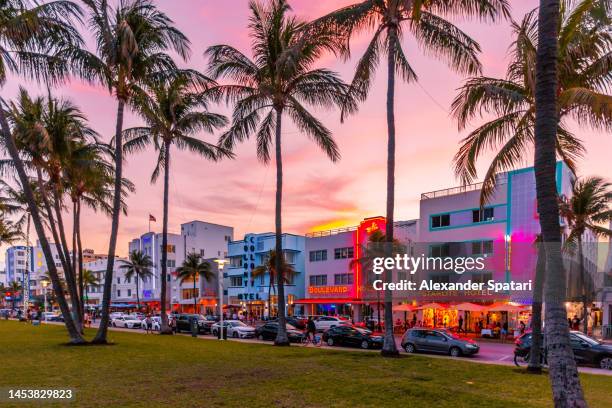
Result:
[421, 175, 508, 200]
[305, 226, 357, 238]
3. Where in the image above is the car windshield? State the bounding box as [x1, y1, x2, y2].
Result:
[573, 332, 599, 346]
[355, 327, 372, 335]
[232, 321, 247, 327]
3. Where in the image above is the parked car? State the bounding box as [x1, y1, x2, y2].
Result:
[128, 312, 145, 320]
[322, 326, 383, 349]
[175, 314, 209, 334]
[401, 328, 479, 357]
[314, 316, 350, 332]
[46, 313, 65, 322]
[141, 316, 161, 331]
[255, 322, 305, 343]
[111, 316, 142, 329]
[109, 312, 125, 320]
[211, 320, 256, 338]
[514, 330, 612, 370]
[285, 316, 307, 330]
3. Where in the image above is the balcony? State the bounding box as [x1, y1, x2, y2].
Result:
[421, 175, 507, 200]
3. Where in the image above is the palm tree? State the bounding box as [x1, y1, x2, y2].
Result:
[252, 249, 296, 317]
[452, 0, 611, 204]
[207, 0, 353, 346]
[176, 253, 214, 314]
[0, 217, 22, 245]
[76, 0, 191, 344]
[316, 0, 509, 356]
[534, 0, 586, 405]
[350, 230, 405, 331]
[119, 250, 154, 311]
[81, 270, 100, 307]
[528, 234, 546, 373]
[0, 0, 85, 343]
[560, 177, 612, 334]
[123, 71, 228, 333]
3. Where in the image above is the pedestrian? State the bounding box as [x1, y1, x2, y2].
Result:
[145, 314, 152, 334]
[458, 316, 464, 333]
[169, 315, 176, 333]
[306, 316, 316, 343]
[571, 315, 580, 330]
[519, 320, 526, 335]
[501, 321, 508, 343]
[84, 311, 90, 328]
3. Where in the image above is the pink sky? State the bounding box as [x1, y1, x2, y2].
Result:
[1, 0, 610, 262]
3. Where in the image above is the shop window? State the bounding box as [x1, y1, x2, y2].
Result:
[334, 247, 354, 259]
[431, 214, 450, 228]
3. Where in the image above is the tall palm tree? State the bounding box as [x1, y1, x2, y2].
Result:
[81, 269, 100, 307]
[7, 280, 22, 310]
[560, 176, 612, 334]
[76, 0, 191, 344]
[176, 253, 214, 314]
[0, 217, 22, 245]
[452, 0, 611, 204]
[317, 0, 509, 356]
[0, 0, 85, 343]
[252, 249, 296, 317]
[534, 0, 586, 405]
[119, 250, 154, 311]
[123, 71, 228, 333]
[207, 0, 354, 346]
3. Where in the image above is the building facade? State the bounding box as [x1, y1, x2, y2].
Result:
[226, 232, 306, 318]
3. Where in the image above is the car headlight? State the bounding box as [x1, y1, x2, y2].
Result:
[466, 344, 477, 348]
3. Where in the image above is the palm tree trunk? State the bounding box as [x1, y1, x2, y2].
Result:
[71, 199, 82, 333]
[382, 26, 399, 357]
[159, 139, 172, 334]
[0, 102, 84, 344]
[93, 98, 126, 344]
[136, 277, 140, 311]
[76, 200, 84, 313]
[577, 237, 588, 335]
[528, 242, 546, 373]
[273, 108, 289, 346]
[534, 1, 586, 405]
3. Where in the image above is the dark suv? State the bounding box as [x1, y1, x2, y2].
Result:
[175, 314, 211, 334]
[401, 328, 480, 357]
[514, 330, 612, 370]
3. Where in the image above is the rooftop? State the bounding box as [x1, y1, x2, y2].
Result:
[421, 174, 508, 200]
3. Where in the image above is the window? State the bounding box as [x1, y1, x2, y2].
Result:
[259, 274, 264, 285]
[116, 277, 121, 284]
[334, 273, 354, 285]
[309, 250, 327, 262]
[431, 214, 450, 228]
[471, 240, 494, 255]
[127, 289, 132, 297]
[284, 251, 296, 264]
[334, 247, 354, 259]
[181, 288, 199, 299]
[472, 272, 493, 284]
[17, 260, 25, 265]
[397, 271, 407, 281]
[309, 275, 327, 286]
[117, 290, 121, 297]
[125, 277, 131, 284]
[167, 260, 176, 268]
[200, 249, 205, 257]
[430, 244, 450, 258]
[230, 256, 242, 268]
[430, 274, 451, 284]
[472, 207, 494, 223]
[230, 276, 243, 287]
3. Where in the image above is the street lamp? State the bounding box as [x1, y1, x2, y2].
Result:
[40, 279, 49, 322]
[214, 259, 229, 341]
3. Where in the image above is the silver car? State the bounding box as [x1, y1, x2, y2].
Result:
[401, 328, 479, 357]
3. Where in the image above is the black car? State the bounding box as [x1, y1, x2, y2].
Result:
[322, 326, 383, 349]
[175, 314, 210, 334]
[401, 328, 480, 357]
[255, 322, 305, 343]
[270, 316, 307, 330]
[514, 331, 612, 370]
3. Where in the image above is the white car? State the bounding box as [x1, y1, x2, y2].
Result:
[141, 316, 161, 331]
[211, 320, 256, 338]
[111, 316, 142, 329]
[109, 312, 126, 320]
[314, 316, 351, 331]
[129, 312, 145, 320]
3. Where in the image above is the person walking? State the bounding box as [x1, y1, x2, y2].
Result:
[458, 316, 464, 333]
[144, 314, 152, 334]
[306, 316, 316, 343]
[501, 321, 508, 343]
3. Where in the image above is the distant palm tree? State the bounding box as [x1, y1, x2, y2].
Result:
[7, 281, 22, 310]
[252, 249, 296, 316]
[560, 176, 612, 334]
[0, 218, 22, 245]
[316, 0, 510, 356]
[207, 0, 353, 346]
[81, 270, 101, 307]
[0, 0, 85, 343]
[452, 0, 611, 204]
[75, 0, 190, 344]
[176, 253, 213, 313]
[119, 250, 154, 311]
[124, 71, 228, 332]
[533, 0, 586, 404]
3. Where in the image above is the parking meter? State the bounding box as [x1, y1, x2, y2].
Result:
[191, 318, 198, 337]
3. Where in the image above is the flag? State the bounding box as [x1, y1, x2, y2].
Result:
[149, 214, 156, 222]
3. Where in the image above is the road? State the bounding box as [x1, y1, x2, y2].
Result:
[39, 319, 610, 376]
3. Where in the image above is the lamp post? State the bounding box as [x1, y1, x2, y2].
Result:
[214, 259, 229, 341]
[41, 279, 49, 322]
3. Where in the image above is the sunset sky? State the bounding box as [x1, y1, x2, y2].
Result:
[1, 0, 610, 265]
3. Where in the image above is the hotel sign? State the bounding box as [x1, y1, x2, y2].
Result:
[308, 285, 350, 296]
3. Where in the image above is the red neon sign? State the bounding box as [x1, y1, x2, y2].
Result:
[353, 216, 387, 298]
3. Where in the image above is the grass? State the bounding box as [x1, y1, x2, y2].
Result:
[0, 321, 610, 408]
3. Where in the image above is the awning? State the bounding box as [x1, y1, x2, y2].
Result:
[393, 304, 416, 312]
[293, 298, 366, 305]
[486, 302, 526, 312]
[416, 302, 448, 310]
[451, 302, 487, 312]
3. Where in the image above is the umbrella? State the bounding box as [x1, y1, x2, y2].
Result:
[416, 302, 447, 310]
[486, 302, 525, 312]
[451, 302, 487, 312]
[393, 304, 416, 312]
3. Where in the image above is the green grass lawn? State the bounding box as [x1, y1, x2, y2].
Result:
[0, 321, 610, 408]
